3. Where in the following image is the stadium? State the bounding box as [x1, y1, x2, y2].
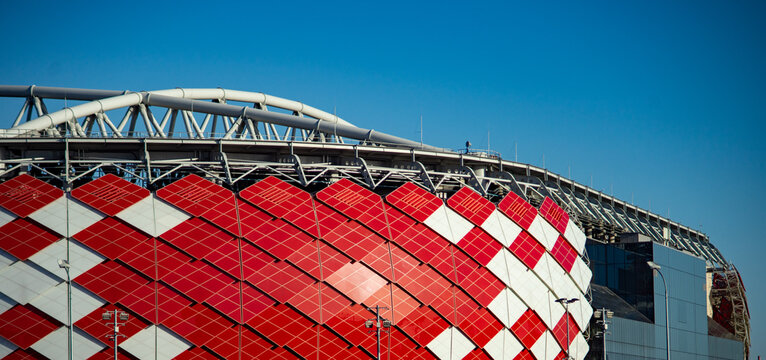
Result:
[0, 85, 749, 359]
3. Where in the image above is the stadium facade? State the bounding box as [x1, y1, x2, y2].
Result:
[0, 86, 749, 359]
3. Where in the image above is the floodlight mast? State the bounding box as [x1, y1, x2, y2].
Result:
[555, 298, 579, 360]
[647, 261, 670, 360]
[102, 310, 129, 360]
[57, 259, 72, 360]
[365, 305, 390, 360]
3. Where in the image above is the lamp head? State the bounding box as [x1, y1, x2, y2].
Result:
[646, 261, 661, 271]
[57, 259, 70, 269]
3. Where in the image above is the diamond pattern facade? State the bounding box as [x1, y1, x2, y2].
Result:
[0, 174, 592, 359]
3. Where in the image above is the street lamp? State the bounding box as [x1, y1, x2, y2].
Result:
[555, 297, 579, 360]
[365, 305, 391, 360]
[594, 308, 613, 360]
[647, 261, 670, 360]
[57, 259, 72, 360]
[102, 310, 129, 359]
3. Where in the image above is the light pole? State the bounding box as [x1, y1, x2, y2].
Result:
[647, 261, 670, 360]
[365, 305, 391, 360]
[57, 259, 72, 360]
[555, 297, 579, 360]
[594, 308, 613, 360]
[102, 310, 129, 359]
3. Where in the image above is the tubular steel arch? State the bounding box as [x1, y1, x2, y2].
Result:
[0, 85, 436, 150]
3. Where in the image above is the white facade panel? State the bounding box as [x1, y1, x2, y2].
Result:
[426, 327, 475, 360]
[0, 207, 15, 229]
[0, 293, 15, 315]
[530, 331, 560, 360]
[527, 215, 559, 251]
[0, 261, 59, 304]
[484, 329, 523, 360]
[29, 282, 106, 324]
[0, 250, 15, 272]
[569, 258, 592, 293]
[486, 250, 511, 287]
[28, 195, 104, 238]
[27, 238, 105, 281]
[117, 194, 190, 237]
[121, 325, 191, 360]
[564, 220, 587, 255]
[487, 288, 527, 329]
[0, 336, 17, 358]
[31, 326, 104, 360]
[571, 333, 589, 360]
[424, 205, 473, 244]
[427, 326, 454, 360]
[481, 210, 522, 248]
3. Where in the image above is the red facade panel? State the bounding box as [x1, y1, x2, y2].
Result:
[498, 191, 537, 229]
[447, 186, 496, 226]
[0, 218, 59, 260]
[511, 309, 547, 349]
[317, 178, 389, 237]
[0, 304, 59, 349]
[509, 231, 546, 269]
[539, 197, 569, 234]
[0, 174, 591, 360]
[550, 235, 578, 272]
[76, 217, 150, 260]
[386, 182, 443, 223]
[0, 174, 61, 218]
[71, 174, 149, 216]
[239, 175, 319, 238]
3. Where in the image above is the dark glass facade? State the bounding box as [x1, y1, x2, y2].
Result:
[586, 241, 654, 321]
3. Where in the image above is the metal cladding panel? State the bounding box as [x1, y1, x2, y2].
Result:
[0, 304, 60, 349]
[0, 219, 60, 261]
[447, 186, 496, 226]
[427, 327, 475, 360]
[28, 282, 105, 324]
[70, 173, 149, 216]
[564, 220, 587, 255]
[530, 331, 561, 360]
[0, 293, 15, 314]
[0, 337, 16, 358]
[497, 191, 537, 229]
[484, 329, 523, 360]
[425, 204, 474, 244]
[0, 250, 15, 273]
[527, 215, 560, 252]
[30, 327, 104, 360]
[0, 174, 593, 360]
[0, 206, 15, 230]
[571, 333, 589, 360]
[27, 238, 104, 281]
[481, 209, 522, 248]
[0, 261, 60, 304]
[116, 194, 190, 237]
[0, 174, 62, 218]
[120, 325, 191, 360]
[539, 197, 569, 235]
[487, 288, 528, 329]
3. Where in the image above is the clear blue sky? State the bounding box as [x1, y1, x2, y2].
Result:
[1, 0, 764, 356]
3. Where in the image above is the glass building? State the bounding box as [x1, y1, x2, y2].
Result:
[586, 240, 745, 360]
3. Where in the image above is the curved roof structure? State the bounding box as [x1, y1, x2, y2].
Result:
[0, 85, 750, 355]
[0, 85, 726, 263]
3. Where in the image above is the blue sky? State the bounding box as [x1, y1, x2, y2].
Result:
[1, 0, 764, 356]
